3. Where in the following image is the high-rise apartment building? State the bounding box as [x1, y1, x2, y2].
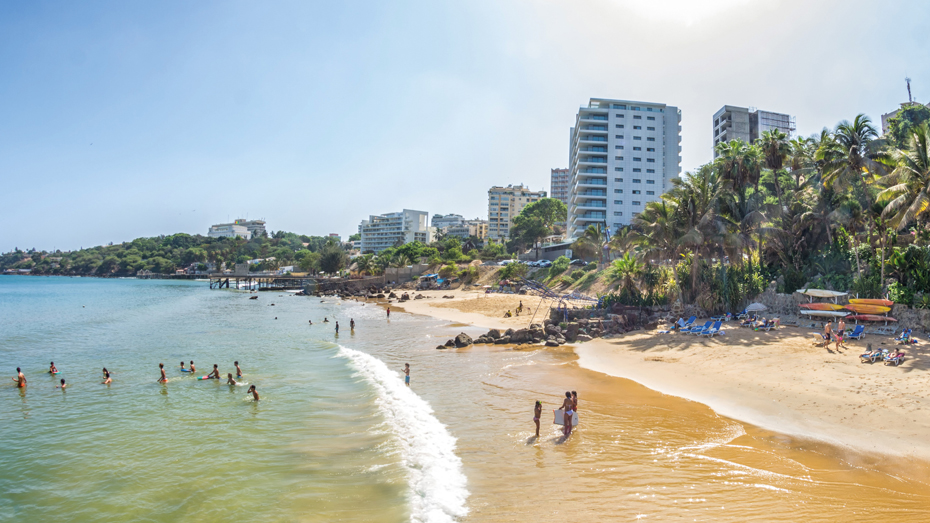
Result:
[712, 105, 795, 157]
[488, 184, 547, 240]
[566, 98, 682, 238]
[431, 214, 488, 239]
[550, 168, 570, 204]
[358, 209, 431, 253]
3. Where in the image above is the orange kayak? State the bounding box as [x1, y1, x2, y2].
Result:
[848, 298, 894, 307]
[848, 315, 897, 322]
[799, 303, 846, 311]
[844, 304, 892, 314]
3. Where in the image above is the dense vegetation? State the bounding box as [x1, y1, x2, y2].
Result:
[577, 111, 930, 310]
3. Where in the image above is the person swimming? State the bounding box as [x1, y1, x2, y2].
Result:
[308, 319, 313, 325]
[189, 361, 196, 373]
[56, 378, 66, 390]
[12, 367, 26, 388]
[234, 361, 242, 378]
[102, 368, 112, 385]
[226, 373, 237, 385]
[533, 400, 542, 438]
[180, 361, 186, 371]
[158, 363, 168, 383]
[208, 364, 220, 379]
[49, 362, 58, 374]
[323, 317, 329, 323]
[247, 385, 259, 401]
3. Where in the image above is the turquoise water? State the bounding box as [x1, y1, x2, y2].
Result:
[0, 277, 466, 522]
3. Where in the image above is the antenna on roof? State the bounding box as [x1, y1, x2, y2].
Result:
[906, 77, 913, 103]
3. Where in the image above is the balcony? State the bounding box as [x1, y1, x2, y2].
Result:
[577, 212, 607, 220]
[577, 190, 606, 196]
[577, 178, 607, 186]
[579, 135, 607, 143]
[579, 157, 606, 164]
[578, 146, 607, 153]
[581, 125, 608, 132]
[579, 168, 607, 174]
[574, 201, 606, 210]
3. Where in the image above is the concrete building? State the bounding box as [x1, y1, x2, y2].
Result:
[488, 184, 547, 240]
[431, 214, 465, 230]
[208, 223, 251, 239]
[712, 105, 795, 156]
[359, 209, 431, 253]
[550, 168, 570, 204]
[444, 219, 489, 240]
[566, 98, 682, 238]
[207, 219, 266, 240]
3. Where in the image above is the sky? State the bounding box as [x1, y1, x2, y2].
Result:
[1, 0, 928, 252]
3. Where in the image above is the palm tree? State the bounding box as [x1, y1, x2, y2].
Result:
[788, 136, 816, 187]
[355, 254, 373, 275]
[817, 114, 886, 206]
[830, 200, 867, 275]
[627, 201, 682, 263]
[875, 122, 930, 231]
[610, 252, 644, 299]
[714, 139, 764, 210]
[756, 129, 790, 204]
[572, 224, 607, 265]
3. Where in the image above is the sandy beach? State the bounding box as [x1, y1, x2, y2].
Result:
[395, 289, 930, 462]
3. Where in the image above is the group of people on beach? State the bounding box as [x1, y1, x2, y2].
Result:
[532, 390, 578, 438]
[820, 318, 848, 350]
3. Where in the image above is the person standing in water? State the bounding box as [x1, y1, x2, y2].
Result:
[402, 363, 410, 386]
[180, 361, 187, 371]
[335, 321, 339, 334]
[158, 363, 168, 383]
[533, 401, 542, 437]
[49, 362, 58, 374]
[208, 364, 220, 379]
[572, 391, 578, 413]
[386, 307, 390, 319]
[350, 318, 355, 330]
[561, 392, 574, 436]
[247, 385, 259, 401]
[190, 361, 196, 373]
[12, 368, 26, 388]
[56, 379, 66, 390]
[226, 373, 237, 385]
[102, 368, 112, 385]
[234, 361, 242, 378]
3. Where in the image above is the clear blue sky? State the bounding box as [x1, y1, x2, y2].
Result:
[2, 0, 928, 252]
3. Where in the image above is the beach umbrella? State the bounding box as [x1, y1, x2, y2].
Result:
[746, 302, 767, 312]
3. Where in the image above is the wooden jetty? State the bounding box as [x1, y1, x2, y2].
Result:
[207, 273, 385, 292]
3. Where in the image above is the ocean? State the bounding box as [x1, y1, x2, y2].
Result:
[1, 277, 928, 522]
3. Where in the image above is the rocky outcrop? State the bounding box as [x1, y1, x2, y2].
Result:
[488, 329, 501, 339]
[454, 332, 473, 348]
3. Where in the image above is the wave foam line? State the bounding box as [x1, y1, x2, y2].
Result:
[337, 346, 469, 523]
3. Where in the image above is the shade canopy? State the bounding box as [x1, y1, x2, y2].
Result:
[746, 303, 768, 312]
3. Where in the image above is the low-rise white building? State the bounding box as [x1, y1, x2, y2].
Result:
[208, 223, 251, 239]
[359, 209, 431, 253]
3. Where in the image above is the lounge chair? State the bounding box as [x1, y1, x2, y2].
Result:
[683, 316, 697, 328]
[702, 321, 724, 337]
[759, 320, 777, 331]
[847, 325, 864, 340]
[736, 309, 749, 320]
[686, 321, 712, 335]
[811, 333, 830, 347]
[859, 346, 886, 363]
[884, 350, 905, 366]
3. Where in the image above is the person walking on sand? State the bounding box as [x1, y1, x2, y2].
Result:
[402, 363, 410, 386]
[49, 362, 58, 374]
[247, 384, 259, 401]
[158, 363, 168, 383]
[836, 319, 846, 350]
[102, 368, 112, 385]
[234, 361, 242, 378]
[533, 401, 542, 437]
[12, 368, 26, 388]
[561, 392, 574, 436]
[824, 322, 833, 347]
[208, 364, 220, 379]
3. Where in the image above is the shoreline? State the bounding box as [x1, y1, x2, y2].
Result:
[393, 289, 930, 463]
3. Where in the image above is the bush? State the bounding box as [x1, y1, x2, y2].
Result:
[887, 281, 914, 306]
[462, 265, 479, 283]
[550, 255, 570, 275]
[570, 269, 586, 281]
[438, 264, 460, 279]
[584, 262, 598, 272]
[498, 262, 528, 280]
[560, 276, 575, 286]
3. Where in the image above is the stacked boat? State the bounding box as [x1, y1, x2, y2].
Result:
[797, 291, 896, 323]
[798, 290, 851, 318]
[845, 299, 896, 323]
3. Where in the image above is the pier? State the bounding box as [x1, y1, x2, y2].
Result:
[207, 273, 385, 293]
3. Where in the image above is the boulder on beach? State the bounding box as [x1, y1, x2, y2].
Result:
[545, 340, 560, 347]
[488, 329, 501, 339]
[575, 334, 593, 343]
[454, 333, 473, 348]
[444, 339, 456, 348]
[494, 336, 511, 344]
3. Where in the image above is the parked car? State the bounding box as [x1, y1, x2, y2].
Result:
[499, 260, 515, 266]
[537, 260, 552, 267]
[569, 259, 586, 266]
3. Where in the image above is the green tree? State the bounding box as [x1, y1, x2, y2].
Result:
[319, 242, 348, 274]
[876, 122, 930, 231]
[299, 252, 321, 274]
[886, 104, 930, 149]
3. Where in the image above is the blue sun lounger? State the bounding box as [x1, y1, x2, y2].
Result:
[687, 321, 712, 335]
[702, 321, 724, 337]
[847, 325, 864, 340]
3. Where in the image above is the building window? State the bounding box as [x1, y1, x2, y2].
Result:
[633, 179, 641, 183]
[633, 115, 642, 119]
[646, 191, 655, 195]
[614, 167, 623, 172]
[632, 190, 641, 194]
[615, 124, 624, 129]
[647, 127, 655, 131]
[612, 104, 626, 110]
[634, 136, 642, 140]
[614, 189, 623, 194]
[615, 135, 624, 139]
[647, 158, 655, 163]
[614, 178, 623, 182]
[614, 199, 623, 204]
[614, 211, 623, 215]
[633, 157, 641, 161]
[633, 126, 642, 130]
[615, 145, 624, 149]
[646, 169, 655, 173]
[633, 147, 641, 151]
[615, 156, 623, 160]
[632, 169, 641, 173]
[647, 137, 655, 142]
[632, 201, 641, 206]
[646, 180, 656, 184]
[647, 116, 655, 121]
[647, 148, 655, 152]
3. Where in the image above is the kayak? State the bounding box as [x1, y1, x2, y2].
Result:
[800, 289, 848, 298]
[848, 298, 894, 307]
[848, 315, 897, 322]
[800, 310, 849, 317]
[799, 303, 846, 311]
[844, 304, 892, 314]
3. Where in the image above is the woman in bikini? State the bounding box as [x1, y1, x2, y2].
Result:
[533, 401, 542, 437]
[102, 368, 112, 385]
[561, 392, 574, 436]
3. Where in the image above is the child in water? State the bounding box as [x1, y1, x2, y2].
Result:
[56, 378, 66, 390]
[533, 401, 542, 437]
[102, 368, 112, 385]
[227, 373, 237, 385]
[247, 385, 259, 401]
[234, 361, 242, 378]
[49, 362, 58, 374]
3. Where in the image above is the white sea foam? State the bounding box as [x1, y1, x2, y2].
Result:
[337, 346, 469, 523]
